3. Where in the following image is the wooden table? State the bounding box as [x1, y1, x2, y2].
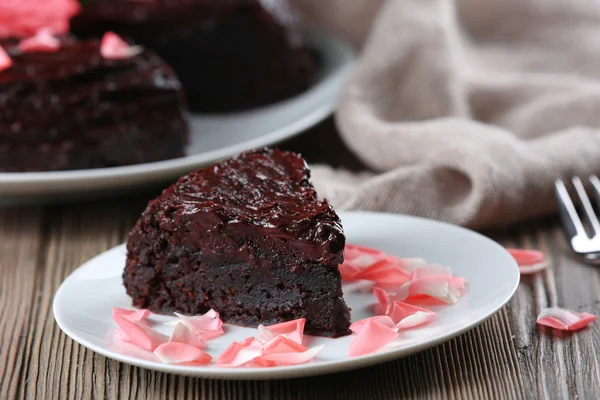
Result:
[2, 120, 599, 399]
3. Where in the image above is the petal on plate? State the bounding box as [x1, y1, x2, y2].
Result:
[400, 275, 466, 304]
[537, 307, 596, 331]
[257, 324, 276, 342]
[0, 46, 13, 72]
[387, 302, 436, 329]
[354, 260, 411, 287]
[19, 28, 60, 53]
[261, 335, 307, 354]
[373, 287, 390, 313]
[259, 345, 323, 366]
[113, 316, 168, 351]
[348, 319, 399, 357]
[349, 315, 397, 334]
[107, 329, 159, 362]
[112, 307, 150, 322]
[216, 337, 264, 367]
[154, 342, 212, 365]
[409, 264, 453, 280]
[259, 318, 306, 345]
[339, 263, 362, 281]
[170, 322, 207, 349]
[171, 310, 224, 340]
[100, 31, 143, 59]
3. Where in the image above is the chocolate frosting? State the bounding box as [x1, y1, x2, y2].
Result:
[144, 148, 345, 266]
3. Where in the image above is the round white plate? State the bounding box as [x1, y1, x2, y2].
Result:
[0, 30, 355, 199]
[53, 211, 519, 380]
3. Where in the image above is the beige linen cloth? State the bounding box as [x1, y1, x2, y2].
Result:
[295, 0, 600, 229]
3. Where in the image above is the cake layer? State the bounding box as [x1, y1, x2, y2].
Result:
[71, 0, 317, 111]
[124, 148, 351, 337]
[0, 36, 188, 171]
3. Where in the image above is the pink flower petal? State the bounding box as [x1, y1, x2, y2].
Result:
[507, 248, 548, 275]
[399, 275, 466, 304]
[261, 335, 307, 354]
[107, 329, 159, 362]
[0, 46, 12, 73]
[537, 307, 596, 331]
[100, 32, 143, 60]
[170, 323, 207, 349]
[373, 287, 390, 312]
[112, 307, 150, 322]
[258, 318, 305, 345]
[349, 315, 397, 334]
[113, 316, 168, 351]
[354, 260, 411, 287]
[259, 345, 323, 366]
[387, 301, 436, 329]
[216, 337, 264, 367]
[348, 319, 399, 357]
[409, 264, 453, 280]
[153, 342, 212, 365]
[170, 310, 224, 341]
[19, 29, 60, 53]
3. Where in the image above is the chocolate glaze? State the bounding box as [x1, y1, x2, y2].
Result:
[0, 36, 188, 171]
[124, 148, 351, 337]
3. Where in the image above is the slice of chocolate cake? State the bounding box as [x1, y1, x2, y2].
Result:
[0, 33, 188, 172]
[71, 0, 318, 112]
[124, 148, 351, 337]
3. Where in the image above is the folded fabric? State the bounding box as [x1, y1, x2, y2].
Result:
[296, 0, 600, 228]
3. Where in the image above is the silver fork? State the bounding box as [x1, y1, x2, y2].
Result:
[555, 176, 600, 262]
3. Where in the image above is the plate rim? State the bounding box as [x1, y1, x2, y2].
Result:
[53, 211, 520, 380]
[0, 28, 355, 195]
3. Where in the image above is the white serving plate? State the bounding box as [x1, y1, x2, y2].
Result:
[53, 211, 520, 380]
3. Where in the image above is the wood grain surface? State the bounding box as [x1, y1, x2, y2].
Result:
[1, 122, 599, 399]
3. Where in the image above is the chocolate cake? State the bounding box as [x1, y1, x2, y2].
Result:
[0, 35, 188, 172]
[124, 148, 351, 337]
[71, 0, 318, 112]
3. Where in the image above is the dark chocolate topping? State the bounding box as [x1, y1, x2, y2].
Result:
[0, 36, 184, 143]
[150, 148, 345, 265]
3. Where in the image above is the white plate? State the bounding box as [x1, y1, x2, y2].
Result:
[53, 211, 520, 380]
[0, 30, 355, 199]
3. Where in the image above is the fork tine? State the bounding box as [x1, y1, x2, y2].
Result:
[589, 175, 600, 206]
[572, 176, 600, 235]
[554, 179, 586, 239]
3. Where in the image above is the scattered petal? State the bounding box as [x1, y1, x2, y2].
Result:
[154, 342, 211, 365]
[373, 287, 390, 313]
[398, 275, 466, 304]
[507, 248, 548, 275]
[260, 345, 323, 366]
[349, 315, 397, 334]
[216, 337, 263, 367]
[387, 301, 436, 329]
[170, 323, 207, 349]
[537, 307, 596, 331]
[348, 318, 399, 357]
[112, 307, 150, 322]
[19, 29, 60, 53]
[0, 46, 13, 73]
[353, 259, 411, 288]
[258, 318, 305, 345]
[107, 329, 159, 362]
[409, 264, 453, 279]
[167, 309, 224, 341]
[113, 316, 168, 351]
[100, 32, 143, 59]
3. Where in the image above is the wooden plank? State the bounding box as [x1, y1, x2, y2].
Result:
[0, 207, 44, 400]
